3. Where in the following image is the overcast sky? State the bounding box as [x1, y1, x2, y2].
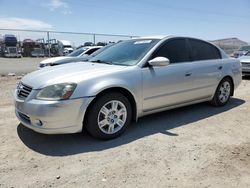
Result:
[0, 0, 250, 43]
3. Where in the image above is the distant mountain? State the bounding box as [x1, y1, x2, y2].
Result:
[210, 38, 249, 55]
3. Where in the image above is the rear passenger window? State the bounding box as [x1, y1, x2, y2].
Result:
[152, 39, 190, 63]
[189, 39, 221, 61]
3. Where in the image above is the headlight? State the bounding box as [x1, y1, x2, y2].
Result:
[40, 63, 52, 68]
[44, 63, 52, 67]
[36, 83, 77, 100]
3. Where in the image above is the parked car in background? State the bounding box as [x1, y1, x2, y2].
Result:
[15, 36, 241, 139]
[84, 42, 94, 47]
[55, 43, 115, 64]
[39, 46, 102, 68]
[238, 51, 250, 76]
[78, 43, 116, 61]
[233, 45, 250, 58]
[76, 42, 94, 49]
[96, 42, 107, 46]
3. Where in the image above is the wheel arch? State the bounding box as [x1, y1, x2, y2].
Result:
[83, 87, 138, 127]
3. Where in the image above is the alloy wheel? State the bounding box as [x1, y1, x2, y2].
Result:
[97, 100, 127, 134]
[218, 81, 231, 103]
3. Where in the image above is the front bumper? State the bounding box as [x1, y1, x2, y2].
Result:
[241, 62, 250, 76]
[242, 71, 250, 76]
[14, 90, 94, 134]
[242, 67, 250, 75]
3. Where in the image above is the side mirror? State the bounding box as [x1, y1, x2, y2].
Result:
[148, 57, 170, 67]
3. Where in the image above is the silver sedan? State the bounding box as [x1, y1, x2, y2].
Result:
[14, 36, 242, 139]
[238, 51, 250, 76]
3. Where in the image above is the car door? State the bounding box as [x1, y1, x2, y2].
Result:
[187, 39, 223, 99]
[142, 38, 195, 112]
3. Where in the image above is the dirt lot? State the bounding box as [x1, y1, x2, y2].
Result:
[0, 76, 250, 188]
[0, 57, 46, 75]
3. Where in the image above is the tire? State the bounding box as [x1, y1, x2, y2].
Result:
[85, 92, 132, 139]
[210, 77, 233, 106]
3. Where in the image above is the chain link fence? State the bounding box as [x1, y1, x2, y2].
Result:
[0, 28, 139, 57]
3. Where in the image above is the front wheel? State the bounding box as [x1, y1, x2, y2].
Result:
[85, 92, 132, 139]
[210, 77, 233, 106]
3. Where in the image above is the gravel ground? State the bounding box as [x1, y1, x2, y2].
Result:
[0, 76, 250, 188]
[0, 57, 46, 75]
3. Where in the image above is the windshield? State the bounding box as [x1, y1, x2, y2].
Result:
[89, 44, 113, 57]
[245, 51, 250, 56]
[33, 48, 43, 53]
[67, 48, 86, 57]
[240, 46, 250, 51]
[64, 45, 72, 48]
[89, 39, 160, 66]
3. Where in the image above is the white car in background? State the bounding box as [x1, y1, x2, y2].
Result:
[233, 45, 250, 58]
[39, 46, 102, 68]
[238, 51, 250, 76]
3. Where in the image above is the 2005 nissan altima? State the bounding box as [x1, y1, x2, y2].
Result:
[14, 36, 242, 139]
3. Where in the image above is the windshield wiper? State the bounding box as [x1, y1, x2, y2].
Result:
[90, 59, 113, 65]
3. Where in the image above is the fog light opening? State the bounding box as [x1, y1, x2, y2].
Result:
[32, 119, 43, 126]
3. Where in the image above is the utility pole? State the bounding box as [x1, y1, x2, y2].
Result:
[93, 34, 96, 45]
[47, 31, 50, 57]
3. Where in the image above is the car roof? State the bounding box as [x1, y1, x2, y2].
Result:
[137, 36, 221, 48]
[81, 46, 103, 49]
[137, 35, 210, 41]
[137, 35, 170, 40]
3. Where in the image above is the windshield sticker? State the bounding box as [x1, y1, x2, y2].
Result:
[134, 40, 152, 44]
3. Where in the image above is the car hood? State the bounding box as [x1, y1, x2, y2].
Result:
[21, 62, 127, 89]
[40, 56, 71, 64]
[51, 57, 82, 65]
[238, 56, 250, 63]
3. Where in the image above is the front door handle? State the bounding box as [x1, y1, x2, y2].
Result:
[185, 72, 192, 77]
[218, 66, 223, 70]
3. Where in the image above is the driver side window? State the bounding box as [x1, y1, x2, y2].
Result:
[152, 39, 190, 63]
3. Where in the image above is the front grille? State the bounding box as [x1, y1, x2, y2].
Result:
[241, 62, 250, 67]
[8, 47, 17, 53]
[242, 71, 250, 75]
[18, 112, 30, 123]
[17, 82, 32, 100]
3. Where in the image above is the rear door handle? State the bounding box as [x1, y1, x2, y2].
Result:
[185, 72, 192, 77]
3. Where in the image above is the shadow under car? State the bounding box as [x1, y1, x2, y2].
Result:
[17, 98, 245, 156]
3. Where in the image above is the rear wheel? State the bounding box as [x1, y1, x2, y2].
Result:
[85, 92, 132, 139]
[210, 77, 232, 106]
